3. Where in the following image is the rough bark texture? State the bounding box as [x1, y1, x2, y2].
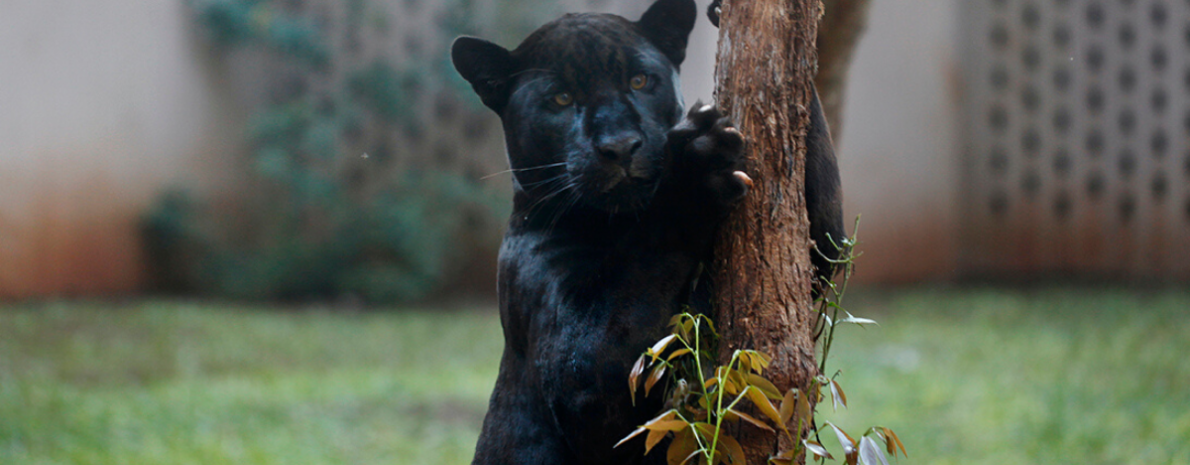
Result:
[815, 0, 871, 139]
[710, 0, 820, 462]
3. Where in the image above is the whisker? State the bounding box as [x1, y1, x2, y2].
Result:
[546, 181, 582, 236]
[520, 174, 569, 189]
[481, 162, 568, 180]
[523, 177, 574, 221]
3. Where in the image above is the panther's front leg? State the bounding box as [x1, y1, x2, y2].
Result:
[661, 102, 750, 216]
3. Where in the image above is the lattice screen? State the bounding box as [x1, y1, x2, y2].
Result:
[960, 0, 1190, 279]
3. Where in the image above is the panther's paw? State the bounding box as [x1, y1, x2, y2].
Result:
[707, 0, 722, 27]
[667, 102, 749, 205]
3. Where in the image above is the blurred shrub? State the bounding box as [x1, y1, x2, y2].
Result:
[142, 0, 541, 303]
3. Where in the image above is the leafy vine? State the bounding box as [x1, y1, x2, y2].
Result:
[622, 219, 907, 465]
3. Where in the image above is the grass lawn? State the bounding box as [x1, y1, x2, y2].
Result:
[1, 288, 1188, 464]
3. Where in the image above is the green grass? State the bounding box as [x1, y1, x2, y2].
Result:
[1, 289, 1188, 464]
[822, 288, 1190, 465]
[0, 302, 501, 464]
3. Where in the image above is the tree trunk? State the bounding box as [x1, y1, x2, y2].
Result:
[710, 0, 820, 463]
[815, 0, 871, 138]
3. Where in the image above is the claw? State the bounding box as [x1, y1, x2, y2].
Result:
[733, 171, 753, 188]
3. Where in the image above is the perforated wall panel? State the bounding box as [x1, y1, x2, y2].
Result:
[960, 0, 1190, 279]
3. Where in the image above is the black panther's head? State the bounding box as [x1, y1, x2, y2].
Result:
[451, 0, 696, 212]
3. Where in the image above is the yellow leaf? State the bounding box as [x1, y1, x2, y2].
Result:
[722, 377, 739, 396]
[728, 370, 747, 394]
[645, 363, 667, 397]
[883, 427, 907, 458]
[643, 410, 677, 427]
[778, 389, 797, 426]
[645, 428, 668, 454]
[650, 335, 678, 362]
[614, 426, 647, 448]
[745, 387, 782, 425]
[647, 420, 689, 432]
[667, 348, 692, 361]
[718, 434, 745, 465]
[829, 378, 848, 411]
[746, 373, 782, 400]
[753, 351, 772, 368]
[629, 355, 647, 403]
[692, 422, 716, 439]
[727, 408, 774, 432]
[825, 422, 857, 465]
[667, 428, 698, 465]
[796, 389, 812, 428]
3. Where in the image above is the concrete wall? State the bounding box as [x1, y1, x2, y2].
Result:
[0, 0, 244, 298]
[0, 0, 966, 298]
[833, 0, 962, 283]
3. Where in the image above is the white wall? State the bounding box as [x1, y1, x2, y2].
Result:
[835, 0, 961, 282]
[0, 0, 243, 297]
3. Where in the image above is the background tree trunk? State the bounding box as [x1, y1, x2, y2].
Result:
[710, 0, 820, 462]
[815, 0, 871, 138]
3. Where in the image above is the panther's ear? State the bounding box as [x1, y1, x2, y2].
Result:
[636, 0, 697, 68]
[451, 36, 517, 113]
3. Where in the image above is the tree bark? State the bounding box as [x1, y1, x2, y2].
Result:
[815, 0, 871, 138]
[710, 0, 820, 463]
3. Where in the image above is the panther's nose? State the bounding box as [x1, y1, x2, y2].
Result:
[595, 134, 642, 164]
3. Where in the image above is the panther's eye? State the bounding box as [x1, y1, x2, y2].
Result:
[629, 74, 649, 90]
[553, 92, 574, 107]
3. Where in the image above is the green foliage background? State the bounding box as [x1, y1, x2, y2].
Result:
[143, 0, 555, 303]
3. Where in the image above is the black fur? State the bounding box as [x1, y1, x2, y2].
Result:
[451, 0, 843, 463]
